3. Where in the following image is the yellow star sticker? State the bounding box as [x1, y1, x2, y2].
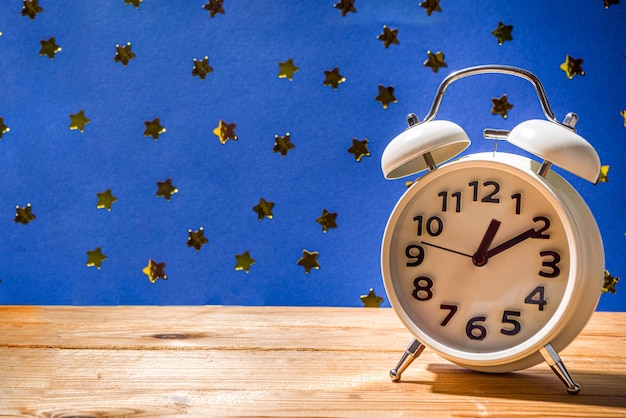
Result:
[40, 37, 61, 59]
[360, 288, 384, 307]
[419, 0, 441, 15]
[377, 25, 399, 48]
[375, 85, 397, 109]
[316, 209, 338, 233]
[114, 42, 136, 66]
[297, 250, 320, 274]
[491, 94, 514, 119]
[144, 118, 166, 140]
[86, 247, 107, 269]
[603, 270, 619, 294]
[213, 120, 238, 144]
[491, 21, 513, 45]
[156, 178, 178, 200]
[278, 58, 299, 80]
[14, 204, 36, 224]
[0, 117, 10, 140]
[253, 197, 274, 221]
[560, 55, 585, 79]
[22, 0, 43, 20]
[424, 50, 447, 73]
[273, 133, 295, 156]
[323, 67, 345, 90]
[192, 56, 213, 80]
[187, 227, 209, 251]
[69, 110, 90, 132]
[620, 110, 626, 126]
[348, 138, 370, 161]
[597, 165, 610, 183]
[203, 0, 225, 17]
[235, 250, 256, 273]
[334, 0, 356, 16]
[125, 0, 143, 8]
[96, 189, 117, 211]
[142, 259, 167, 284]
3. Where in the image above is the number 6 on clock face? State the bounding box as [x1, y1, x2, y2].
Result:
[381, 153, 603, 373]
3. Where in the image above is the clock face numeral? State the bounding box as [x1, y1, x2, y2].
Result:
[532, 216, 551, 239]
[500, 310, 522, 336]
[413, 215, 444, 237]
[539, 251, 561, 278]
[405, 244, 425, 267]
[412, 276, 434, 301]
[438, 191, 462, 212]
[511, 193, 522, 215]
[469, 180, 500, 203]
[466, 316, 488, 340]
[439, 304, 458, 326]
[524, 286, 547, 311]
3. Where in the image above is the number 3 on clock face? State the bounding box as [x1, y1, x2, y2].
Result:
[381, 154, 581, 370]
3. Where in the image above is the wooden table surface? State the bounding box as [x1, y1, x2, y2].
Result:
[0, 306, 624, 417]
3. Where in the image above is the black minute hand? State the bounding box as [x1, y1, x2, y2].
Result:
[484, 227, 537, 259]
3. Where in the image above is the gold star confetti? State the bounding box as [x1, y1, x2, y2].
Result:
[142, 259, 167, 284]
[192, 56, 213, 80]
[424, 50, 447, 73]
[323, 67, 346, 90]
[144, 118, 166, 140]
[297, 250, 320, 274]
[278, 58, 299, 80]
[597, 165, 610, 183]
[360, 288, 383, 307]
[203, 0, 225, 17]
[603, 270, 619, 294]
[316, 209, 338, 233]
[348, 138, 370, 161]
[253, 197, 274, 221]
[69, 110, 90, 132]
[273, 133, 295, 156]
[334, 0, 356, 16]
[604, 0, 619, 8]
[14, 204, 35, 224]
[156, 178, 178, 200]
[213, 120, 238, 144]
[235, 250, 256, 273]
[86, 247, 107, 269]
[125, 0, 143, 8]
[419, 0, 441, 15]
[0, 117, 10, 140]
[187, 227, 209, 251]
[22, 0, 43, 20]
[491, 21, 513, 45]
[96, 189, 117, 211]
[491, 94, 514, 119]
[375, 85, 397, 109]
[40, 37, 61, 59]
[620, 110, 626, 126]
[114, 42, 136, 66]
[560, 55, 585, 79]
[377, 25, 399, 48]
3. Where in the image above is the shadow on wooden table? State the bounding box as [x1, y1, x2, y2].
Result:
[397, 363, 626, 408]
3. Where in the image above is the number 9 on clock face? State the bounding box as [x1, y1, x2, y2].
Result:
[381, 154, 583, 370]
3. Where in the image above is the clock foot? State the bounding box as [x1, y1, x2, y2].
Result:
[539, 343, 581, 395]
[390, 339, 425, 382]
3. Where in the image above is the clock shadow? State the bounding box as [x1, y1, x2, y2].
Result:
[400, 363, 626, 408]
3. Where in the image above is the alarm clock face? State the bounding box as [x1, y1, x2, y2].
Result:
[382, 155, 576, 364]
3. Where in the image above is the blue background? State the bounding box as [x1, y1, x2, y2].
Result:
[0, 1, 624, 311]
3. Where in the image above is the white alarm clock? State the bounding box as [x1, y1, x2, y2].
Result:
[381, 65, 604, 394]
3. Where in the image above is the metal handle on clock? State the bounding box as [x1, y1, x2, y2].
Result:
[422, 65, 569, 129]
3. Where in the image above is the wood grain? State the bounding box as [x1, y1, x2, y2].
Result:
[0, 307, 624, 417]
